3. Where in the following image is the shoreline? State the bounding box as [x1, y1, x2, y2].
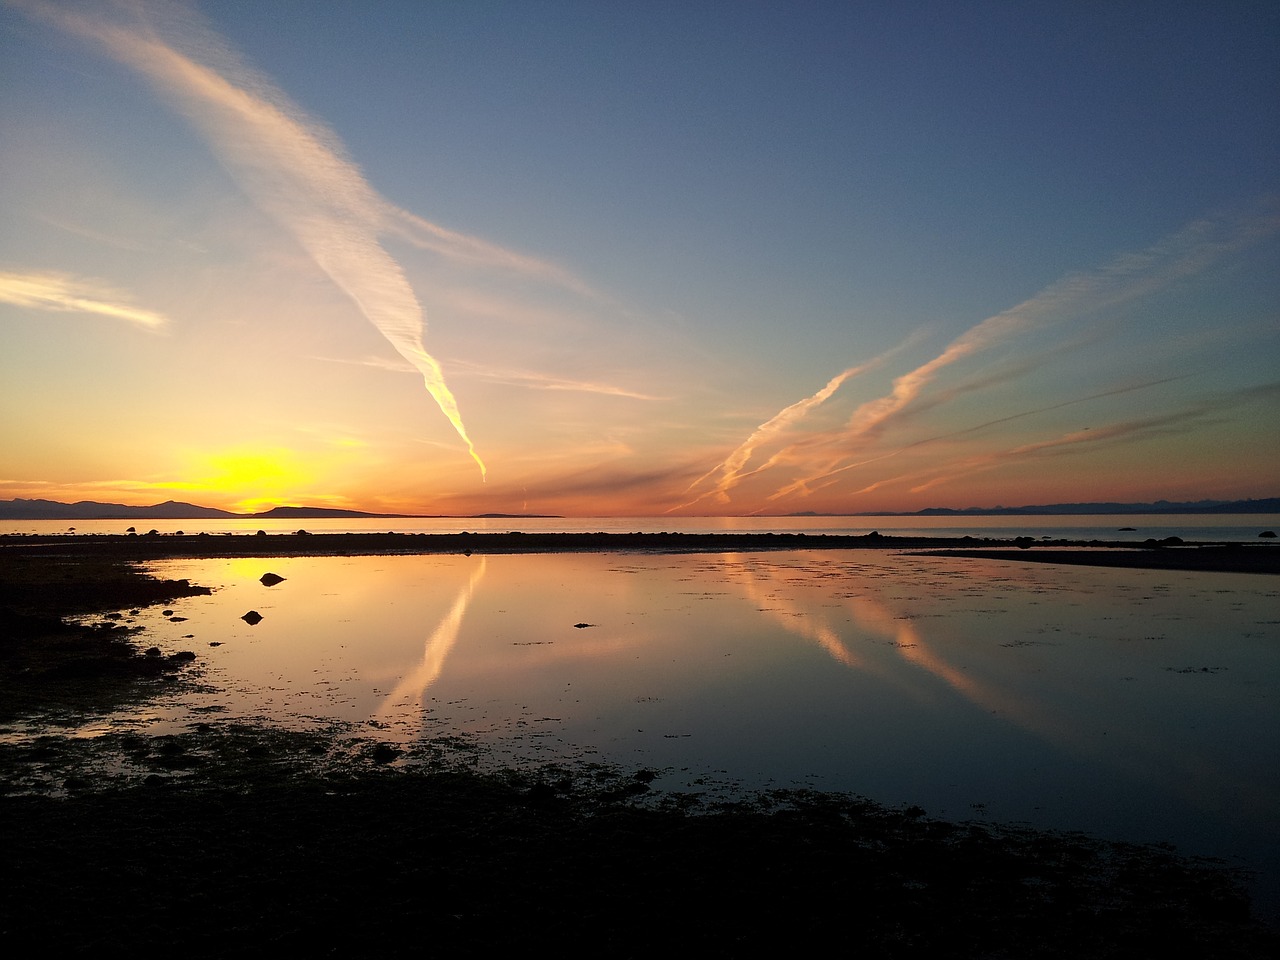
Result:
[5, 720, 1276, 956]
[3, 530, 1278, 573]
[2, 536, 1278, 952]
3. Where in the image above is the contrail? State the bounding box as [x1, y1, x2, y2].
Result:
[672, 365, 865, 511]
[770, 374, 1192, 497]
[0, 269, 169, 331]
[16, 0, 539, 479]
[671, 337, 913, 512]
[763, 202, 1280, 504]
[391, 209, 598, 299]
[878, 381, 1280, 497]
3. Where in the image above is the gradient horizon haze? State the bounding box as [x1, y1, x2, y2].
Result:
[2, 1, 1276, 516]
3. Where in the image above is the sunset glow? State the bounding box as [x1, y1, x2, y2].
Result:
[2, 1, 1276, 516]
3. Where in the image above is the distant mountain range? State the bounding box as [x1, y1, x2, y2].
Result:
[1, 496, 1275, 521]
[790, 498, 1280, 517]
[0, 498, 560, 521]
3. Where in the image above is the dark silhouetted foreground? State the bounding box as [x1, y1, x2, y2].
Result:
[2, 725, 1276, 958]
[1, 540, 1276, 956]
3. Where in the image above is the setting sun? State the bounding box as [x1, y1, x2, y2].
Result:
[1, 0, 1275, 516]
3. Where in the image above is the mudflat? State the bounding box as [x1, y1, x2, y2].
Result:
[1, 537, 1277, 956]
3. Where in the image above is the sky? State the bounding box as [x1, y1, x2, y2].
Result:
[1, 0, 1277, 517]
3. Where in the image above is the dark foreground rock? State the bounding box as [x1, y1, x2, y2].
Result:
[1, 725, 1275, 958]
[0, 555, 209, 721]
[918, 544, 1280, 574]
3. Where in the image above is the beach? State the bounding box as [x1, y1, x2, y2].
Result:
[2, 534, 1277, 956]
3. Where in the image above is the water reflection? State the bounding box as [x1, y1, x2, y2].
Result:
[375, 557, 486, 735]
[99, 550, 1277, 880]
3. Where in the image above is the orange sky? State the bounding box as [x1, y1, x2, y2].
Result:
[2, 2, 1277, 516]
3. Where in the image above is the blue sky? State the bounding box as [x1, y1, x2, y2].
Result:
[1, 1, 1276, 514]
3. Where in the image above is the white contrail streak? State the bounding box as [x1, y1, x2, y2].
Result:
[671, 365, 867, 512]
[671, 334, 915, 512]
[775, 375, 1193, 495]
[16, 0, 546, 479]
[764, 202, 1280, 503]
[0, 269, 169, 331]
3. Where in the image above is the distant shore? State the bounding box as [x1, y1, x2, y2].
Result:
[2, 531, 1277, 573]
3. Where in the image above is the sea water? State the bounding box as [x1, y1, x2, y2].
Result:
[5, 545, 1277, 915]
[32, 548, 1273, 908]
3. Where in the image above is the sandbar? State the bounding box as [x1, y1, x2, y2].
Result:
[3, 531, 1277, 573]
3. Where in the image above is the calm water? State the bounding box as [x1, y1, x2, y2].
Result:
[7, 513, 1279, 541]
[21, 548, 1275, 909]
[5, 542, 1278, 912]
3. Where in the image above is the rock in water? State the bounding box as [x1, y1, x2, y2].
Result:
[259, 572, 286, 586]
[241, 610, 264, 626]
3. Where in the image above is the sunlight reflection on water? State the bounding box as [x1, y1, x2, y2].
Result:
[62, 550, 1280, 893]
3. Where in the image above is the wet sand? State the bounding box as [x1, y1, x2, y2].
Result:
[916, 544, 1280, 574]
[4, 723, 1275, 957]
[2, 537, 1277, 955]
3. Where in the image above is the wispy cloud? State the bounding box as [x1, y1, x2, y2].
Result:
[447, 360, 660, 399]
[0, 269, 169, 331]
[896, 381, 1280, 495]
[770, 375, 1193, 501]
[35, 215, 153, 253]
[309, 354, 418, 375]
[673, 335, 918, 511]
[15, 0, 596, 481]
[390, 209, 596, 298]
[745, 203, 1280, 507]
[311, 354, 657, 399]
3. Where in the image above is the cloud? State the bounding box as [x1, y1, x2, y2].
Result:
[310, 353, 657, 399]
[899, 381, 1280, 495]
[672, 335, 920, 512]
[753, 203, 1280, 506]
[390, 209, 596, 298]
[35, 215, 153, 253]
[779, 375, 1193, 496]
[309, 354, 418, 375]
[0, 269, 169, 331]
[15, 0, 596, 481]
[446, 360, 660, 399]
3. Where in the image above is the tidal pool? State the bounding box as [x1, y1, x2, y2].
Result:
[106, 550, 1278, 898]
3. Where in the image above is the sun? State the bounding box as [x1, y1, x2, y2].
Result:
[183, 447, 329, 514]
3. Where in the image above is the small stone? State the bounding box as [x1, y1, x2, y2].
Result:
[259, 572, 286, 586]
[241, 610, 264, 625]
[370, 743, 401, 764]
